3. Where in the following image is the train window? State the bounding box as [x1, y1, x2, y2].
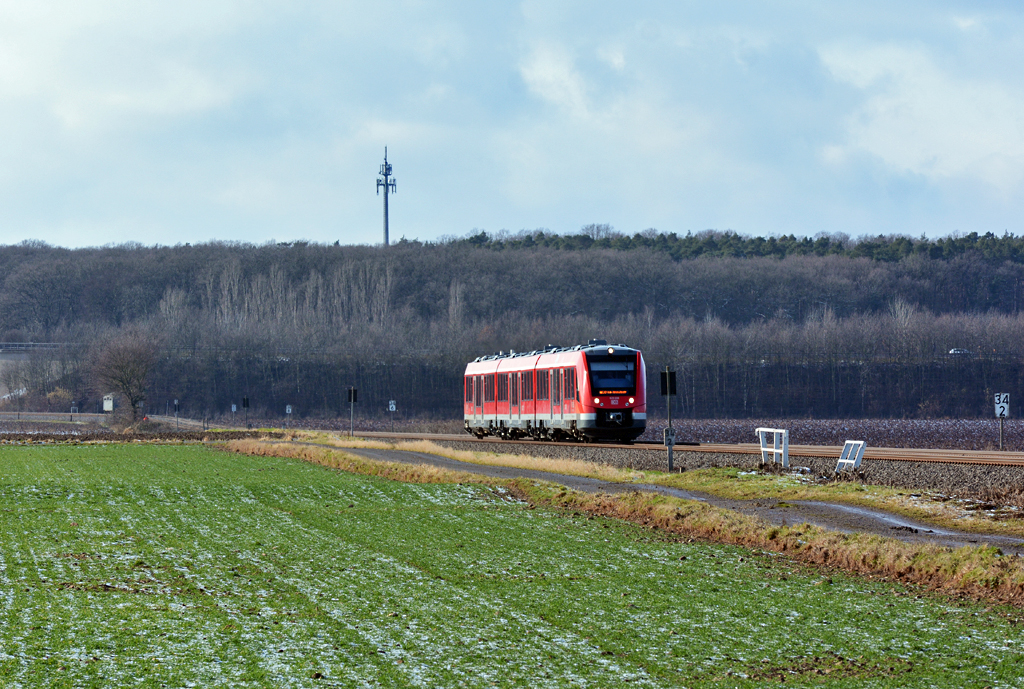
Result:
[485, 374, 495, 402]
[586, 356, 636, 395]
[475, 376, 482, 406]
[512, 373, 520, 405]
[537, 370, 549, 400]
[553, 369, 562, 404]
[465, 377, 473, 403]
[497, 373, 508, 402]
[524, 372, 534, 401]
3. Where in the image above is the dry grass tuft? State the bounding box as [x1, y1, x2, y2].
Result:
[225, 439, 489, 486]
[296, 432, 637, 482]
[973, 486, 1024, 509]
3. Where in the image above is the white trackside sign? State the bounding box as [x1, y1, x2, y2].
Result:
[995, 393, 1009, 419]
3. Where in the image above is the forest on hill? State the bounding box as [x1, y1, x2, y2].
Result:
[2, 230, 1024, 422]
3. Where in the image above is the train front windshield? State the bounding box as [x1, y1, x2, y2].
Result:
[586, 356, 636, 395]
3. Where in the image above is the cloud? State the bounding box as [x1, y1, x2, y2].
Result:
[0, 0, 256, 133]
[519, 44, 589, 118]
[597, 45, 625, 71]
[821, 43, 1024, 193]
[503, 36, 721, 215]
[2, 1, 1024, 248]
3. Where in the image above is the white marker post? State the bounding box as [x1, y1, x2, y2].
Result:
[286, 404, 292, 429]
[995, 393, 1009, 450]
[389, 400, 396, 433]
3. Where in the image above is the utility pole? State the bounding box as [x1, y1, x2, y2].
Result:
[376, 147, 396, 246]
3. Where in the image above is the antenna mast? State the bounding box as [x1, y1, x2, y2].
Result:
[376, 147, 396, 246]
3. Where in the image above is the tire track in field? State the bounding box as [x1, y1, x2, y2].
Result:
[132, 482, 402, 687]
[232, 481, 661, 687]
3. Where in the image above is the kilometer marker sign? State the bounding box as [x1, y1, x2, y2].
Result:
[995, 393, 1009, 451]
[995, 393, 1010, 418]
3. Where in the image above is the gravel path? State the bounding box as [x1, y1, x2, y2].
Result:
[342, 447, 1024, 556]
[427, 439, 1024, 496]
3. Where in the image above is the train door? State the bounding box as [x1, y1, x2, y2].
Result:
[525, 369, 535, 431]
[564, 368, 575, 417]
[499, 373, 510, 427]
[552, 367, 562, 426]
[511, 372, 520, 428]
[538, 369, 550, 429]
[474, 375, 482, 423]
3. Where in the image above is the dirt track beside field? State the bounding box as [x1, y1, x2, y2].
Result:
[342, 446, 1024, 556]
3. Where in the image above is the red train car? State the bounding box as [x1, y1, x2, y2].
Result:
[463, 339, 646, 442]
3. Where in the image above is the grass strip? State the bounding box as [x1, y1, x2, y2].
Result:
[229, 439, 1024, 609]
[296, 432, 1024, 539]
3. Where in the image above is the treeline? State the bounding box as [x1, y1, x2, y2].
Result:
[5, 234, 1024, 338]
[2, 233, 1024, 421]
[455, 227, 1024, 263]
[4, 298, 1024, 421]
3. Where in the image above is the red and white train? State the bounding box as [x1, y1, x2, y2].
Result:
[463, 340, 646, 442]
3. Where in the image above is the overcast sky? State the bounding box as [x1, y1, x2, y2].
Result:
[1, 1, 1023, 248]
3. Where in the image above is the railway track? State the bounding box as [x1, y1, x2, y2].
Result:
[353, 431, 1024, 467]
[0, 411, 106, 422]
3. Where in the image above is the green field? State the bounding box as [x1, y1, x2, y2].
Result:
[0, 444, 1022, 688]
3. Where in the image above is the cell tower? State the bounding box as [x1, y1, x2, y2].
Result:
[376, 147, 396, 246]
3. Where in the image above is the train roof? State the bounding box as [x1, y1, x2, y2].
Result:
[471, 339, 637, 363]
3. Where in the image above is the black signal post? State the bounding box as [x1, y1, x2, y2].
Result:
[376, 148, 396, 246]
[660, 367, 677, 471]
[242, 395, 249, 429]
[348, 387, 358, 437]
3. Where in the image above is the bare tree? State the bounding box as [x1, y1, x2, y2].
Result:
[581, 223, 614, 240]
[93, 329, 159, 422]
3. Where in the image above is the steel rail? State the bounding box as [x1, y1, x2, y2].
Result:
[353, 432, 1024, 467]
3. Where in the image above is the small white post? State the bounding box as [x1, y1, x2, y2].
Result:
[835, 440, 866, 472]
[755, 428, 789, 469]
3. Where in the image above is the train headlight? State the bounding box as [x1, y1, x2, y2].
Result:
[593, 397, 600, 405]
[607, 347, 614, 354]
[628, 397, 634, 404]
